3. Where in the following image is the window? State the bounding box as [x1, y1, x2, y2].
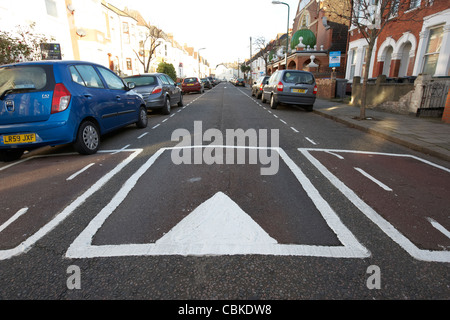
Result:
[129, 76, 156, 87]
[45, 0, 58, 18]
[299, 12, 310, 28]
[409, 0, 421, 9]
[123, 22, 130, 44]
[126, 58, 132, 70]
[422, 26, 443, 75]
[160, 75, 170, 85]
[390, 0, 400, 17]
[0, 66, 52, 93]
[349, 49, 357, 79]
[97, 67, 125, 90]
[70, 65, 104, 88]
[283, 71, 314, 84]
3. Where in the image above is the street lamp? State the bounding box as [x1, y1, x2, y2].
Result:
[272, 1, 290, 68]
[198, 47, 206, 78]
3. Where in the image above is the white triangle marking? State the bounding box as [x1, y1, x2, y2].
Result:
[156, 192, 277, 246]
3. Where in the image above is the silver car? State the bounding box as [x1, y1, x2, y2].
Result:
[262, 70, 317, 111]
[123, 73, 183, 115]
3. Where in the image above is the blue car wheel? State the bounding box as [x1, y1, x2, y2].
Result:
[74, 120, 100, 155]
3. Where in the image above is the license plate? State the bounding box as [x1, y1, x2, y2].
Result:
[187, 84, 194, 86]
[3, 133, 36, 144]
[292, 88, 306, 93]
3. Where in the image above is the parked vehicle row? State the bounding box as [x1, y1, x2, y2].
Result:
[0, 60, 148, 161]
[230, 78, 245, 87]
[254, 70, 317, 112]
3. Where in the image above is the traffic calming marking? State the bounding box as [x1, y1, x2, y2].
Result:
[300, 148, 450, 263]
[0, 149, 142, 261]
[66, 146, 370, 259]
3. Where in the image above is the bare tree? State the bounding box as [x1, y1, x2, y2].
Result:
[135, 23, 166, 73]
[330, 0, 424, 119]
[253, 36, 272, 75]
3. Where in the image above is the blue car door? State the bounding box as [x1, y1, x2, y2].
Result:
[96, 67, 138, 126]
[69, 64, 123, 132]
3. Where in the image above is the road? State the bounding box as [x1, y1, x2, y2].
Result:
[0, 82, 449, 304]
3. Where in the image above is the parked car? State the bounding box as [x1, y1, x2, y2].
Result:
[207, 76, 217, 86]
[0, 60, 147, 161]
[262, 70, 317, 111]
[201, 78, 213, 89]
[251, 75, 270, 99]
[181, 77, 204, 94]
[234, 78, 245, 87]
[123, 73, 182, 115]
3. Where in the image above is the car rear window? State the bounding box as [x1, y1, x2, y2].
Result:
[126, 76, 157, 86]
[183, 78, 197, 83]
[0, 65, 54, 97]
[283, 72, 314, 85]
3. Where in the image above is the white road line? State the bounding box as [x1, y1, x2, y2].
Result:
[325, 151, 345, 160]
[280, 119, 287, 124]
[152, 124, 160, 129]
[290, 127, 299, 133]
[427, 218, 450, 240]
[137, 132, 148, 139]
[300, 148, 450, 262]
[354, 167, 392, 191]
[66, 146, 370, 259]
[273, 114, 278, 118]
[0, 149, 142, 260]
[0, 207, 28, 233]
[111, 144, 130, 155]
[305, 137, 317, 145]
[66, 163, 95, 181]
[162, 118, 168, 123]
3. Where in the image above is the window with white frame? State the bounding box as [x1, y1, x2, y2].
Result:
[422, 25, 443, 75]
[349, 48, 357, 79]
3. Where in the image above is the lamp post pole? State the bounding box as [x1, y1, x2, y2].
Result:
[272, 1, 290, 68]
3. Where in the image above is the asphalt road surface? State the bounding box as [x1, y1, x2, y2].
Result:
[0, 82, 449, 305]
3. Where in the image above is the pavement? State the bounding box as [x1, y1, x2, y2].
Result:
[312, 98, 450, 163]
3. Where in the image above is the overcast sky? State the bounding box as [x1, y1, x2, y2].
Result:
[109, 0, 301, 67]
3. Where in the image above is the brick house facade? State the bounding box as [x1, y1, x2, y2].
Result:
[346, 0, 450, 81]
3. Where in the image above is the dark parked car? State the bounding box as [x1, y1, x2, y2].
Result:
[201, 78, 213, 89]
[181, 77, 204, 94]
[207, 76, 217, 86]
[234, 78, 245, 87]
[251, 75, 270, 99]
[0, 60, 147, 161]
[262, 70, 317, 111]
[123, 73, 182, 115]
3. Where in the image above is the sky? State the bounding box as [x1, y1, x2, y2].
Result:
[108, 0, 301, 68]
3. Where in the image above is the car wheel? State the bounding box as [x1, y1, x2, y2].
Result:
[136, 106, 148, 128]
[0, 149, 25, 162]
[304, 105, 314, 112]
[177, 93, 183, 107]
[270, 95, 278, 109]
[261, 93, 267, 103]
[74, 120, 100, 155]
[161, 97, 171, 115]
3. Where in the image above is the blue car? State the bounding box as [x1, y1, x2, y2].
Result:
[0, 60, 148, 161]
